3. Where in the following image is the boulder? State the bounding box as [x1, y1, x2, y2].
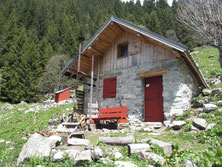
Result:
[141, 138, 173, 155]
[140, 151, 166, 164]
[204, 104, 218, 112]
[184, 159, 197, 167]
[73, 150, 92, 165]
[91, 147, 103, 159]
[114, 152, 123, 159]
[67, 138, 90, 146]
[193, 118, 207, 130]
[202, 89, 212, 96]
[53, 151, 65, 162]
[17, 133, 61, 165]
[170, 121, 187, 130]
[206, 123, 216, 130]
[115, 161, 138, 167]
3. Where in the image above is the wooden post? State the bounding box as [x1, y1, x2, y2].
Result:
[89, 54, 94, 121]
[77, 42, 82, 80]
[96, 57, 100, 103]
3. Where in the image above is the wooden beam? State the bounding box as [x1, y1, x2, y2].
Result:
[113, 22, 124, 32]
[89, 54, 94, 121]
[138, 69, 167, 78]
[88, 46, 104, 56]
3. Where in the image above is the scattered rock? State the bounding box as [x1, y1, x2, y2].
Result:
[141, 151, 166, 164]
[170, 121, 187, 130]
[73, 150, 92, 166]
[143, 127, 152, 132]
[184, 159, 197, 167]
[193, 118, 207, 130]
[19, 101, 27, 105]
[192, 100, 204, 108]
[2, 104, 14, 111]
[115, 161, 138, 167]
[91, 147, 103, 159]
[217, 100, 222, 106]
[212, 88, 222, 94]
[64, 149, 80, 159]
[53, 151, 65, 162]
[202, 89, 212, 96]
[21, 137, 27, 140]
[206, 123, 216, 130]
[204, 104, 218, 112]
[67, 138, 90, 146]
[163, 120, 171, 127]
[0, 139, 5, 143]
[191, 125, 199, 131]
[17, 108, 25, 112]
[192, 108, 203, 115]
[101, 157, 113, 164]
[48, 119, 55, 125]
[208, 55, 216, 58]
[114, 152, 123, 159]
[17, 133, 61, 165]
[141, 138, 173, 155]
[6, 141, 11, 145]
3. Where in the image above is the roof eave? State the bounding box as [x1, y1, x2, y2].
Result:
[183, 51, 208, 88]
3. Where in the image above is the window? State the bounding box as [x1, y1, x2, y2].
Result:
[103, 77, 117, 98]
[118, 43, 128, 58]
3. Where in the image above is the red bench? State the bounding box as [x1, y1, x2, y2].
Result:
[90, 105, 128, 124]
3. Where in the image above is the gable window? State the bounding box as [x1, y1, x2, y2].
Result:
[118, 43, 128, 58]
[103, 77, 117, 98]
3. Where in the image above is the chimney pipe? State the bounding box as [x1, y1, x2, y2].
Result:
[77, 36, 85, 79]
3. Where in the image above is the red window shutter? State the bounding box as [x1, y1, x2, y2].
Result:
[103, 77, 117, 98]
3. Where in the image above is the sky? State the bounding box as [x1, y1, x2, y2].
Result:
[121, 0, 173, 6]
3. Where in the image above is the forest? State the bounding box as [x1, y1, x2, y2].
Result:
[0, 0, 196, 103]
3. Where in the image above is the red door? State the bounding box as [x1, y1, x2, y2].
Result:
[144, 76, 163, 122]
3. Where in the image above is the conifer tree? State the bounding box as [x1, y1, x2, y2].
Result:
[145, 11, 162, 35]
[0, 28, 44, 102]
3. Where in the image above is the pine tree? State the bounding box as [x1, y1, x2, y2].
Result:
[145, 11, 162, 35]
[0, 28, 44, 102]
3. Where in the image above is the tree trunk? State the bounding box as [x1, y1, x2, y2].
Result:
[98, 136, 135, 145]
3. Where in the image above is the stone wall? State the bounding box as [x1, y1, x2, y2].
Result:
[84, 58, 199, 121]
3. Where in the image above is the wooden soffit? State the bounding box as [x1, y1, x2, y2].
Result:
[139, 69, 167, 78]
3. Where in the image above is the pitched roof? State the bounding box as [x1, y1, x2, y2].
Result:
[62, 16, 207, 88]
[82, 16, 187, 53]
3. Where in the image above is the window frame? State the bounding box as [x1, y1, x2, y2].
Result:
[117, 43, 129, 58]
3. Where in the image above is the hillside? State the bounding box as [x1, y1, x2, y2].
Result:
[0, 46, 221, 166]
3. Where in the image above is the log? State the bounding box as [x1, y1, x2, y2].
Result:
[98, 136, 135, 145]
[128, 144, 150, 156]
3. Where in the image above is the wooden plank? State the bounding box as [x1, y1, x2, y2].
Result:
[138, 69, 167, 78]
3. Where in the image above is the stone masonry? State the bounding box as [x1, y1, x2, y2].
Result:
[84, 58, 199, 121]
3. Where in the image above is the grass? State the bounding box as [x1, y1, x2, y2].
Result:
[0, 102, 74, 167]
[191, 46, 222, 79]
